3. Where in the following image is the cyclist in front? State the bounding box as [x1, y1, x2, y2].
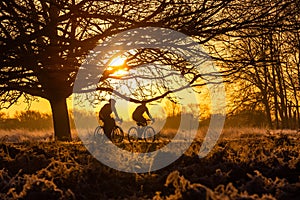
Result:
[99, 99, 121, 139]
[132, 102, 155, 127]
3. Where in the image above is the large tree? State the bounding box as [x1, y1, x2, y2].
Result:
[0, 0, 296, 140]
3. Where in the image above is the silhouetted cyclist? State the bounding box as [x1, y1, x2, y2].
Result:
[132, 102, 155, 126]
[99, 99, 121, 139]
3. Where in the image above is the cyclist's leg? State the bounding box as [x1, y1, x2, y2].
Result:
[102, 118, 113, 139]
[102, 120, 109, 138]
[134, 115, 147, 126]
[138, 117, 147, 135]
[140, 117, 147, 127]
[107, 117, 115, 138]
[132, 115, 139, 124]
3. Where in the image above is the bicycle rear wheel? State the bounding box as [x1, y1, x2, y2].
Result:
[144, 126, 155, 143]
[128, 127, 138, 143]
[94, 126, 104, 143]
[111, 126, 124, 143]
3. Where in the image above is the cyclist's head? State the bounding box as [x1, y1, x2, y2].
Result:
[109, 99, 116, 104]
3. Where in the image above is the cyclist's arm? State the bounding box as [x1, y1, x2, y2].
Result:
[145, 107, 154, 121]
[112, 106, 121, 120]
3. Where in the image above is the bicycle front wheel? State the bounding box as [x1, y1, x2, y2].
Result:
[111, 126, 124, 143]
[144, 126, 156, 143]
[128, 127, 138, 143]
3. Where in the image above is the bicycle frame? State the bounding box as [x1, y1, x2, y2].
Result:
[94, 120, 124, 143]
[128, 120, 156, 143]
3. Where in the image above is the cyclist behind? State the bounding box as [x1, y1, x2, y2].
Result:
[132, 102, 155, 127]
[99, 99, 121, 139]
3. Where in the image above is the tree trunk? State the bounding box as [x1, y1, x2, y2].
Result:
[49, 97, 72, 141]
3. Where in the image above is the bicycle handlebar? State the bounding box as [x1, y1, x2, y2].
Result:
[146, 119, 155, 124]
[116, 118, 123, 123]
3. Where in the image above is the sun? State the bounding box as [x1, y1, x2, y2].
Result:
[106, 56, 129, 76]
[109, 56, 127, 67]
[107, 56, 127, 70]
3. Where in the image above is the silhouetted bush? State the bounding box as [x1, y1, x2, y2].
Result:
[0, 111, 52, 130]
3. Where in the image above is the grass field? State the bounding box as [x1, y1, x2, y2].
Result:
[0, 128, 299, 199]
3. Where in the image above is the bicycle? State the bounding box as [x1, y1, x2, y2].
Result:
[128, 120, 156, 143]
[94, 120, 124, 143]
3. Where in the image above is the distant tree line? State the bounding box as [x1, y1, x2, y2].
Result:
[0, 111, 52, 130]
[0, 109, 270, 131]
[0, 110, 102, 130]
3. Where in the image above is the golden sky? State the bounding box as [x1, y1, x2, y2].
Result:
[2, 57, 218, 120]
